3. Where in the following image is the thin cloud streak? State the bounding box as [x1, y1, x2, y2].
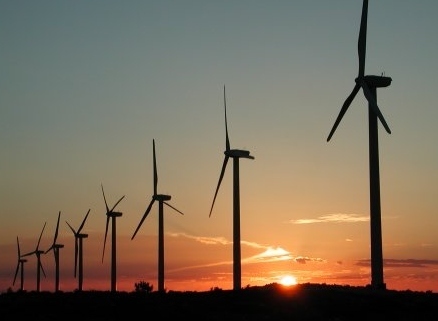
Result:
[289, 213, 369, 224]
[168, 232, 231, 246]
[356, 259, 438, 268]
[167, 232, 324, 272]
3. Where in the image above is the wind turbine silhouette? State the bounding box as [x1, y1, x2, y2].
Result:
[66, 209, 91, 292]
[13, 236, 27, 291]
[22, 222, 47, 292]
[326, 0, 391, 290]
[132, 139, 184, 293]
[209, 85, 254, 291]
[101, 184, 125, 292]
[45, 211, 64, 292]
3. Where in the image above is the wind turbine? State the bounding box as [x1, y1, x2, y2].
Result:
[45, 211, 64, 292]
[66, 209, 90, 292]
[101, 184, 125, 292]
[13, 236, 27, 291]
[209, 85, 254, 291]
[326, 0, 391, 290]
[22, 222, 47, 292]
[132, 139, 184, 293]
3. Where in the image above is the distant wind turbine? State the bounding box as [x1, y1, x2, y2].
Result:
[132, 139, 184, 293]
[326, 0, 391, 290]
[209, 85, 254, 291]
[66, 209, 91, 292]
[13, 236, 27, 291]
[101, 184, 125, 292]
[45, 211, 64, 292]
[22, 222, 47, 292]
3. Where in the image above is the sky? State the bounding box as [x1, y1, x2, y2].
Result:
[1, 0, 438, 293]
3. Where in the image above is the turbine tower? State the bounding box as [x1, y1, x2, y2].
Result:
[13, 236, 27, 291]
[45, 211, 64, 292]
[101, 184, 125, 292]
[326, 0, 391, 290]
[22, 222, 47, 292]
[66, 209, 91, 292]
[132, 139, 184, 293]
[209, 85, 254, 291]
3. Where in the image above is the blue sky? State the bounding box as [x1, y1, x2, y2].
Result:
[1, 1, 438, 292]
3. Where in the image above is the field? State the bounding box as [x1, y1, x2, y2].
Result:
[1, 283, 437, 320]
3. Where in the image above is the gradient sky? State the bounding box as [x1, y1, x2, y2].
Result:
[1, 0, 437, 293]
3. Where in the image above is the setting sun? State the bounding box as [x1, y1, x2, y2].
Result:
[279, 275, 298, 286]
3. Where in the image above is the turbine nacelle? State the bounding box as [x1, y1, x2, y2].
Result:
[106, 211, 123, 217]
[356, 75, 392, 88]
[225, 149, 254, 159]
[154, 194, 171, 202]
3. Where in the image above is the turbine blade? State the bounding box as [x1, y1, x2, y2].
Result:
[164, 202, 184, 215]
[110, 195, 125, 212]
[66, 221, 76, 234]
[13, 237, 21, 285]
[358, 0, 368, 78]
[16, 236, 21, 257]
[132, 199, 155, 240]
[74, 238, 78, 277]
[78, 209, 91, 233]
[44, 245, 54, 255]
[361, 81, 392, 134]
[53, 211, 61, 244]
[101, 184, 110, 213]
[209, 156, 229, 217]
[40, 259, 46, 278]
[153, 139, 158, 196]
[102, 215, 110, 262]
[223, 85, 230, 151]
[36, 222, 46, 251]
[22, 250, 35, 257]
[327, 83, 361, 142]
[13, 262, 20, 285]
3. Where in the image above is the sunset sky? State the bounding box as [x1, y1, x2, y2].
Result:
[1, 0, 437, 293]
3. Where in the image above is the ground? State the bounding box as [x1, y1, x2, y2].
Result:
[1, 283, 436, 320]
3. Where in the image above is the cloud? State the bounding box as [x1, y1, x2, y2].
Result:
[168, 232, 231, 245]
[289, 213, 369, 224]
[167, 232, 326, 272]
[356, 258, 438, 268]
[169, 232, 280, 251]
[243, 247, 292, 264]
[294, 256, 326, 264]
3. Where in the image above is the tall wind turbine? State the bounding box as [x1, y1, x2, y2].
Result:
[101, 184, 125, 292]
[66, 209, 90, 292]
[326, 0, 391, 290]
[132, 139, 184, 293]
[45, 211, 64, 292]
[209, 85, 254, 291]
[22, 222, 47, 292]
[13, 236, 27, 291]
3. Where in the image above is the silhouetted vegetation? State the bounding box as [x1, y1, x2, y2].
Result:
[134, 280, 153, 293]
[1, 283, 437, 320]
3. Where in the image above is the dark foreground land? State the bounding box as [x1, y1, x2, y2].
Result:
[1, 283, 437, 321]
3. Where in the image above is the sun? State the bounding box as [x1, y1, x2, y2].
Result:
[279, 275, 298, 286]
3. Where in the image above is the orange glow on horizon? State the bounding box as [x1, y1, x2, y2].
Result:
[279, 275, 298, 287]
